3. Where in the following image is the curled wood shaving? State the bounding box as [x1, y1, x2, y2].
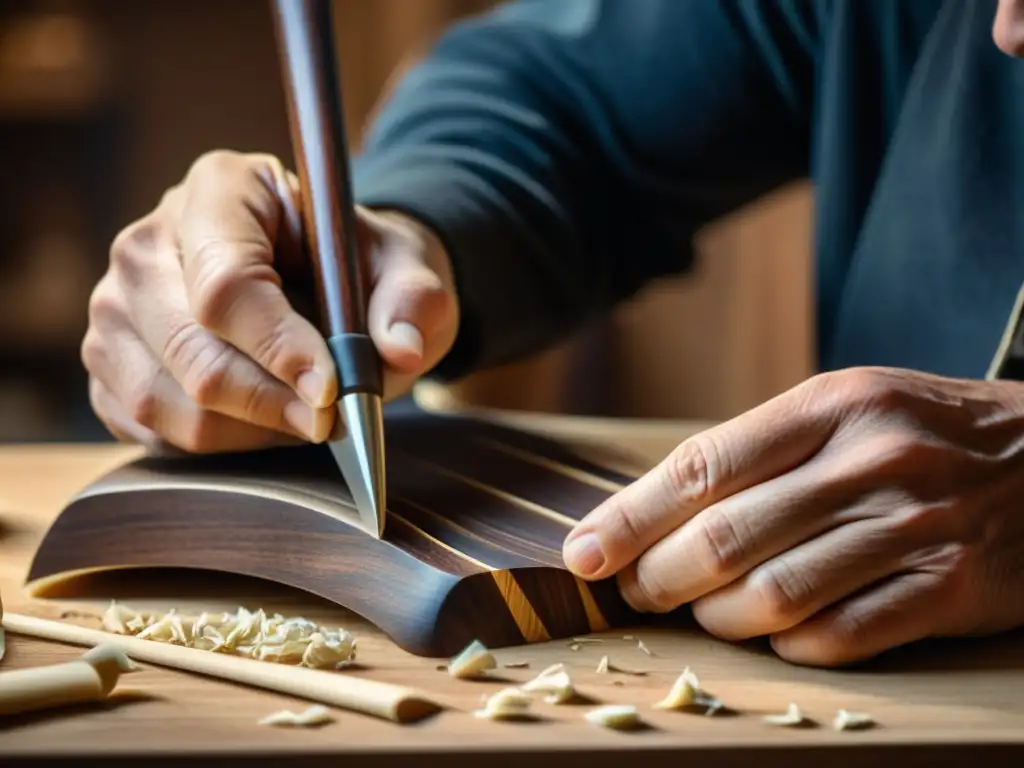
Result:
[258, 704, 334, 727]
[636, 639, 653, 656]
[595, 654, 646, 676]
[473, 687, 533, 720]
[569, 643, 581, 651]
[763, 702, 805, 727]
[585, 704, 640, 730]
[100, 602, 356, 669]
[570, 637, 604, 644]
[521, 668, 575, 704]
[448, 639, 496, 679]
[503, 661, 530, 669]
[832, 709, 874, 731]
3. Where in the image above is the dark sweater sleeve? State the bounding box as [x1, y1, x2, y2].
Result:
[351, 0, 818, 381]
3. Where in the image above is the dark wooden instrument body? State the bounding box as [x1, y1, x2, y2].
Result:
[26, 408, 643, 656]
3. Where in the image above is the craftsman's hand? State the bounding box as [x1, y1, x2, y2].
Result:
[563, 367, 1024, 666]
[82, 150, 458, 453]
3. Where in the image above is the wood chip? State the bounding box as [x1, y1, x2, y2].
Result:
[448, 639, 496, 679]
[636, 639, 652, 656]
[653, 667, 722, 714]
[763, 702, 805, 727]
[585, 704, 641, 730]
[832, 709, 874, 731]
[473, 687, 533, 720]
[258, 704, 334, 727]
[502, 661, 530, 669]
[569, 643, 581, 651]
[595, 654, 646, 676]
[570, 638, 604, 644]
[521, 668, 575, 704]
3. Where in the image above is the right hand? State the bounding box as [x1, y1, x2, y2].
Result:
[82, 150, 459, 454]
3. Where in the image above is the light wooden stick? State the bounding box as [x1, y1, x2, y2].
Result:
[2, 613, 442, 723]
[0, 644, 137, 717]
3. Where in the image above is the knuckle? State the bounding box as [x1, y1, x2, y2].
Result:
[80, 329, 106, 373]
[861, 432, 950, 478]
[189, 243, 277, 331]
[239, 376, 279, 424]
[188, 148, 244, 181]
[750, 561, 809, 625]
[182, 343, 234, 409]
[663, 435, 718, 505]
[631, 563, 678, 613]
[86, 277, 126, 331]
[250, 316, 295, 374]
[602, 501, 646, 550]
[109, 217, 162, 285]
[692, 507, 747, 579]
[125, 376, 160, 430]
[177, 411, 223, 454]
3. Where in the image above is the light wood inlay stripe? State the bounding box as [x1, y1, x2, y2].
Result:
[574, 577, 609, 632]
[474, 437, 627, 493]
[389, 497, 551, 644]
[396, 451, 579, 528]
[492, 571, 551, 643]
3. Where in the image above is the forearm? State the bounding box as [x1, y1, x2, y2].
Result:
[352, 0, 816, 380]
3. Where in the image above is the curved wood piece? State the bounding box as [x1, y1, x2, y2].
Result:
[25, 409, 644, 657]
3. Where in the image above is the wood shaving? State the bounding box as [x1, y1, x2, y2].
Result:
[763, 702, 805, 727]
[502, 661, 530, 669]
[653, 667, 722, 714]
[595, 654, 646, 676]
[258, 704, 334, 727]
[521, 668, 575, 704]
[622, 635, 635, 641]
[569, 643, 581, 651]
[473, 687, 533, 720]
[585, 704, 640, 730]
[535, 662, 565, 678]
[832, 709, 874, 731]
[636, 639, 653, 656]
[100, 602, 356, 669]
[448, 639, 496, 679]
[570, 638, 604, 644]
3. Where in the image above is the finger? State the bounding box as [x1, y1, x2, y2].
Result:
[89, 375, 160, 447]
[363, 210, 455, 381]
[769, 570, 952, 667]
[563, 380, 839, 579]
[687, 517, 923, 638]
[176, 151, 337, 409]
[91, 320, 304, 454]
[113, 226, 334, 443]
[609, 438, 914, 611]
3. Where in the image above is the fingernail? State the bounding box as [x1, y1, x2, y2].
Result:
[388, 321, 423, 357]
[563, 533, 605, 577]
[296, 369, 327, 407]
[283, 399, 318, 441]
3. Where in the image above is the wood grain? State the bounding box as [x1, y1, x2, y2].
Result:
[2, 424, 1024, 765]
[23, 409, 644, 657]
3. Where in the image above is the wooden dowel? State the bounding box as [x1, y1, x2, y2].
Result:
[2, 613, 442, 723]
[0, 644, 137, 717]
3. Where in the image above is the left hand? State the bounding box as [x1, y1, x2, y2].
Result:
[562, 366, 1024, 667]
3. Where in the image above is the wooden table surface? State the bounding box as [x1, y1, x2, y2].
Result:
[2, 410, 1024, 766]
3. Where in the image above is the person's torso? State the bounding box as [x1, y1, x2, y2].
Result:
[815, 0, 1024, 379]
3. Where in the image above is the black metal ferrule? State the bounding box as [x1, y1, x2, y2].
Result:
[328, 333, 383, 396]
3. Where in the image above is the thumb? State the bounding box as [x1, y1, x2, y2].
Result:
[363, 213, 455, 387]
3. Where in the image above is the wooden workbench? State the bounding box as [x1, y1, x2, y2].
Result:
[1, 410, 1023, 766]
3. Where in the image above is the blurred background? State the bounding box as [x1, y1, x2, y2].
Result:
[0, 0, 814, 444]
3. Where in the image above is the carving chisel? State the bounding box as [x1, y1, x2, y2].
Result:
[270, 0, 387, 538]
